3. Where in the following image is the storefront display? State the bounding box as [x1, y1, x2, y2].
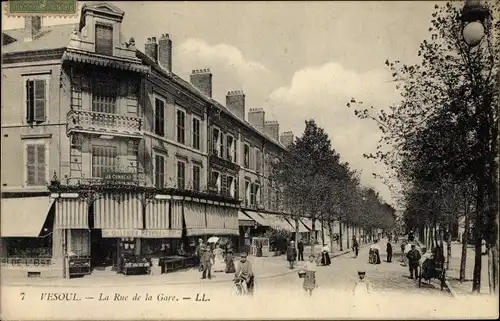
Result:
[68, 256, 91, 277]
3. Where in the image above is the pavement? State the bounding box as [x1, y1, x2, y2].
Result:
[1, 245, 356, 288]
[3, 239, 498, 320]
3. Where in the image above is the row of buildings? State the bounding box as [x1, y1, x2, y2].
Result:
[1, 3, 330, 279]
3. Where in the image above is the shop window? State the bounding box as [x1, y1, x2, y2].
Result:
[141, 239, 181, 256]
[6, 237, 52, 257]
[70, 230, 90, 256]
[92, 145, 117, 178]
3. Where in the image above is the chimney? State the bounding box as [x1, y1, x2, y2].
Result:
[264, 121, 280, 142]
[280, 131, 294, 147]
[24, 17, 42, 42]
[158, 34, 172, 72]
[190, 69, 212, 98]
[145, 37, 158, 62]
[248, 108, 265, 130]
[226, 90, 245, 120]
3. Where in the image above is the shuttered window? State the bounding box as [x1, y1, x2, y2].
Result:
[176, 109, 186, 144]
[26, 143, 46, 186]
[244, 144, 250, 168]
[91, 146, 117, 178]
[177, 160, 186, 190]
[26, 79, 46, 122]
[92, 77, 117, 114]
[95, 23, 113, 55]
[154, 154, 165, 188]
[192, 164, 201, 191]
[154, 98, 165, 137]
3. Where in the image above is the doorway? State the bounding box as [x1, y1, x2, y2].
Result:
[90, 229, 117, 269]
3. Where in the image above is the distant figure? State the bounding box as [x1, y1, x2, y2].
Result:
[352, 238, 359, 258]
[321, 243, 331, 266]
[408, 231, 415, 242]
[287, 241, 297, 269]
[370, 240, 381, 264]
[212, 245, 225, 273]
[225, 248, 236, 273]
[201, 246, 215, 280]
[196, 238, 204, 272]
[406, 244, 421, 279]
[297, 240, 304, 261]
[386, 241, 393, 263]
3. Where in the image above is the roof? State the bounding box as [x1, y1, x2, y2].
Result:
[2, 23, 78, 54]
[137, 50, 287, 151]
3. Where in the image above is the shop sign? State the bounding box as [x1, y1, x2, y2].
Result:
[102, 229, 181, 238]
[103, 172, 136, 182]
[0, 257, 53, 267]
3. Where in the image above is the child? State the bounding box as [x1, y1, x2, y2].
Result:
[302, 254, 317, 296]
[352, 270, 372, 296]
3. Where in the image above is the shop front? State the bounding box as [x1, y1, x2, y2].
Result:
[0, 195, 63, 279]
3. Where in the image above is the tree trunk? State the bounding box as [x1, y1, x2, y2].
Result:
[311, 218, 316, 249]
[339, 220, 343, 251]
[320, 218, 325, 247]
[327, 220, 334, 253]
[460, 203, 469, 283]
[472, 184, 484, 293]
[447, 222, 452, 270]
[294, 215, 300, 253]
[346, 223, 350, 250]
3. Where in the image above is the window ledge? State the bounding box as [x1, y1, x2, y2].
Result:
[21, 134, 52, 139]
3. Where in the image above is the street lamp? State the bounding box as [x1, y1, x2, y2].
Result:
[460, 0, 491, 47]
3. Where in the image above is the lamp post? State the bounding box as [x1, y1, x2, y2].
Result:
[460, 0, 497, 294]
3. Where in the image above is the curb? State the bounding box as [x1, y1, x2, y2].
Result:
[3, 249, 358, 288]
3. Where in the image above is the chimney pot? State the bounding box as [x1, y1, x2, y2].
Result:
[265, 120, 280, 142]
[158, 33, 173, 72]
[226, 90, 245, 120]
[248, 108, 265, 130]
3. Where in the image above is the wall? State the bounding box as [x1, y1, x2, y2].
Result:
[1, 61, 67, 191]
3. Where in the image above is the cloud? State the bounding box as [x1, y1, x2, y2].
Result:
[176, 39, 278, 107]
[268, 62, 401, 204]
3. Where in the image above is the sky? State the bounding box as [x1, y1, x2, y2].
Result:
[2, 1, 441, 207]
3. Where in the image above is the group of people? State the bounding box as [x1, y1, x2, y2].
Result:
[286, 240, 332, 269]
[196, 238, 237, 280]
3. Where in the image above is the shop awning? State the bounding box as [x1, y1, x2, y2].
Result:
[243, 211, 271, 226]
[238, 210, 254, 227]
[222, 206, 238, 235]
[184, 201, 207, 236]
[94, 193, 143, 229]
[55, 198, 88, 229]
[146, 199, 169, 229]
[268, 214, 295, 232]
[1, 197, 54, 237]
[205, 204, 238, 236]
[301, 218, 322, 231]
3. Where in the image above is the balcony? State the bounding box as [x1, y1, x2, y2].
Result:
[209, 154, 240, 172]
[67, 110, 142, 139]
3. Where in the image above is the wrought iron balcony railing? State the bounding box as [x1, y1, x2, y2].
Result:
[67, 110, 142, 138]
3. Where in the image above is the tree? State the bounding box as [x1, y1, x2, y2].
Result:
[348, 1, 498, 294]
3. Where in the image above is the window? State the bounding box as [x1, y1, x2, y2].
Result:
[227, 176, 235, 198]
[212, 128, 220, 157]
[255, 184, 261, 205]
[92, 76, 117, 114]
[154, 154, 165, 188]
[192, 117, 201, 150]
[250, 183, 256, 206]
[176, 109, 186, 144]
[25, 143, 47, 186]
[211, 171, 221, 192]
[177, 160, 186, 190]
[154, 98, 165, 137]
[92, 145, 117, 178]
[244, 144, 250, 168]
[226, 135, 236, 162]
[25, 78, 47, 123]
[192, 164, 201, 191]
[255, 149, 262, 172]
[95, 23, 113, 55]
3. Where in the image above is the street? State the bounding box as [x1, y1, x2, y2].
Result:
[3, 240, 496, 320]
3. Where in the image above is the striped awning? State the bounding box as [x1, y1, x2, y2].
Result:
[94, 193, 142, 229]
[222, 206, 238, 235]
[146, 199, 169, 229]
[268, 214, 295, 232]
[170, 199, 183, 230]
[206, 204, 225, 230]
[55, 198, 88, 229]
[184, 201, 206, 236]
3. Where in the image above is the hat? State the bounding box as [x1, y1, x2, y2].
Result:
[357, 270, 366, 276]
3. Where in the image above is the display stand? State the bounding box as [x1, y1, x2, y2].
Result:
[68, 256, 91, 278]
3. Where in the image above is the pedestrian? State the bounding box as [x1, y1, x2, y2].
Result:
[350, 270, 373, 317]
[235, 252, 254, 295]
[321, 243, 331, 266]
[400, 240, 407, 264]
[225, 247, 236, 273]
[201, 246, 214, 280]
[286, 241, 297, 269]
[406, 244, 421, 279]
[297, 240, 304, 261]
[386, 241, 393, 263]
[352, 238, 359, 258]
[196, 238, 204, 272]
[301, 254, 317, 296]
[370, 240, 381, 264]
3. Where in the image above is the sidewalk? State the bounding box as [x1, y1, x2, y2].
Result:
[2, 247, 355, 288]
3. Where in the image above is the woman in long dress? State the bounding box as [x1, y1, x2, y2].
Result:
[321, 244, 331, 266]
[212, 246, 226, 272]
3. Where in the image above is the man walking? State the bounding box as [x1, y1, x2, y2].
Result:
[406, 244, 421, 279]
[196, 238, 204, 272]
[352, 237, 359, 258]
[201, 246, 214, 280]
[286, 241, 297, 269]
[386, 241, 393, 263]
[297, 240, 304, 261]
